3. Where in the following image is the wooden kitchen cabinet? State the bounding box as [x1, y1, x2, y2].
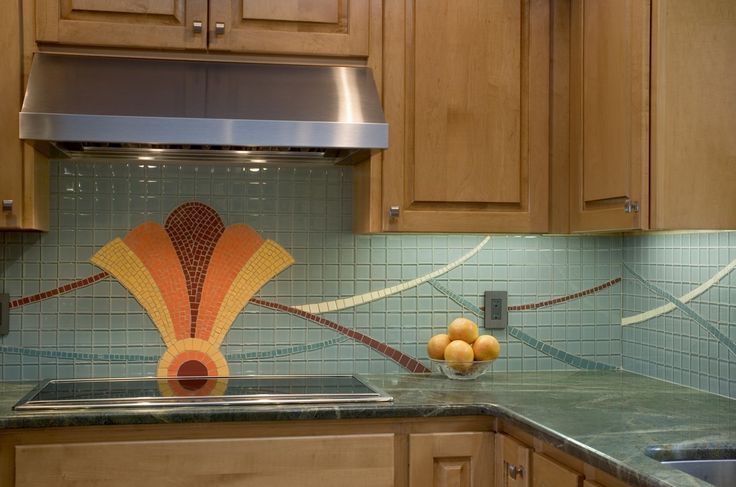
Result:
[569, 0, 736, 232]
[532, 452, 582, 487]
[408, 432, 493, 487]
[569, 0, 649, 232]
[208, 0, 370, 57]
[649, 0, 736, 229]
[496, 433, 531, 487]
[496, 423, 633, 487]
[34, 0, 371, 57]
[355, 0, 550, 233]
[16, 434, 395, 486]
[35, 0, 209, 51]
[0, 0, 47, 231]
[1, 416, 497, 487]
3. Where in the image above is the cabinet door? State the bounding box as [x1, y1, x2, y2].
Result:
[569, 0, 650, 232]
[409, 432, 493, 487]
[650, 0, 736, 229]
[208, 0, 369, 56]
[495, 433, 531, 487]
[35, 0, 208, 50]
[532, 452, 582, 487]
[381, 0, 549, 233]
[1, 0, 47, 230]
[15, 434, 395, 487]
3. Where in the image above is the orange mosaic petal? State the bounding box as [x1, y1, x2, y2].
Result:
[203, 240, 295, 347]
[123, 222, 191, 341]
[195, 225, 264, 341]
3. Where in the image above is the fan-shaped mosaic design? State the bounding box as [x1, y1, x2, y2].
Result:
[90, 203, 294, 379]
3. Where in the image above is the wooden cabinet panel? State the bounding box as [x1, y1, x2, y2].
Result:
[208, 0, 369, 56]
[15, 434, 395, 487]
[650, 0, 736, 229]
[378, 0, 549, 233]
[409, 432, 493, 487]
[495, 433, 531, 487]
[1, 0, 47, 230]
[532, 452, 582, 487]
[35, 0, 209, 50]
[569, 0, 649, 232]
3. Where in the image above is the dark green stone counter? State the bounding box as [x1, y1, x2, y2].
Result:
[1, 371, 733, 487]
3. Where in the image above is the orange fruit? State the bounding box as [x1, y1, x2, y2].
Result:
[448, 317, 479, 344]
[443, 340, 475, 372]
[427, 333, 451, 360]
[472, 335, 501, 361]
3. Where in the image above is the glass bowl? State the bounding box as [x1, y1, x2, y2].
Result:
[430, 358, 494, 380]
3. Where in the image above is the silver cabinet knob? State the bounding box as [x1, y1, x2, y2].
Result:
[624, 199, 640, 213]
[192, 20, 203, 33]
[215, 22, 225, 35]
[388, 206, 400, 218]
[2, 200, 12, 211]
[507, 463, 524, 480]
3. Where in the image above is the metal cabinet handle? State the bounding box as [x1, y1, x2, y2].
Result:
[192, 20, 203, 33]
[2, 200, 13, 211]
[624, 199, 640, 213]
[215, 22, 225, 35]
[507, 463, 524, 480]
[388, 206, 400, 218]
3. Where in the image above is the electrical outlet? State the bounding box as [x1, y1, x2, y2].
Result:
[483, 291, 507, 329]
[0, 293, 8, 336]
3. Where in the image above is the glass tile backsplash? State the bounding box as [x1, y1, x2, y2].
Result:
[0, 162, 733, 398]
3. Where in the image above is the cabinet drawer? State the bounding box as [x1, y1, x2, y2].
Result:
[16, 434, 395, 487]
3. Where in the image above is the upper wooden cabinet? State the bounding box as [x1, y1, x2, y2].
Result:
[569, 0, 649, 232]
[208, 0, 370, 56]
[356, 0, 550, 233]
[649, 0, 736, 229]
[570, 0, 736, 232]
[35, 0, 209, 51]
[34, 0, 370, 57]
[1, 0, 47, 231]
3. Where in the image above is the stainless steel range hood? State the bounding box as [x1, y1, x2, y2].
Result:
[19, 54, 388, 165]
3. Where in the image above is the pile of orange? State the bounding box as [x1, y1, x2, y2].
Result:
[427, 318, 500, 371]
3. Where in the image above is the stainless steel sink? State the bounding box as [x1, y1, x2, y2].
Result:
[660, 459, 736, 487]
[645, 444, 736, 487]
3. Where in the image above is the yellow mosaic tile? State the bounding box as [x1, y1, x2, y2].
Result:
[91, 239, 177, 347]
[206, 240, 294, 347]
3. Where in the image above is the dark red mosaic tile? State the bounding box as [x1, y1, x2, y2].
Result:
[164, 203, 225, 337]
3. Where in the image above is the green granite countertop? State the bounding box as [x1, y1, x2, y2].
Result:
[0, 371, 733, 487]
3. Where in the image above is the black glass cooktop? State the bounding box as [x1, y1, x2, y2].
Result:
[13, 375, 392, 410]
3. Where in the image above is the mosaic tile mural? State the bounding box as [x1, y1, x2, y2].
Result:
[0, 162, 733, 398]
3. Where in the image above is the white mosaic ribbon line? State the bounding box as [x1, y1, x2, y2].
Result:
[622, 256, 736, 326]
[292, 236, 491, 314]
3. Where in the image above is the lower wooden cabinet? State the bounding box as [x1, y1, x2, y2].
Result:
[409, 432, 493, 487]
[496, 425, 632, 487]
[532, 452, 582, 487]
[0, 418, 634, 487]
[496, 433, 531, 487]
[16, 434, 395, 487]
[0, 417, 496, 487]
